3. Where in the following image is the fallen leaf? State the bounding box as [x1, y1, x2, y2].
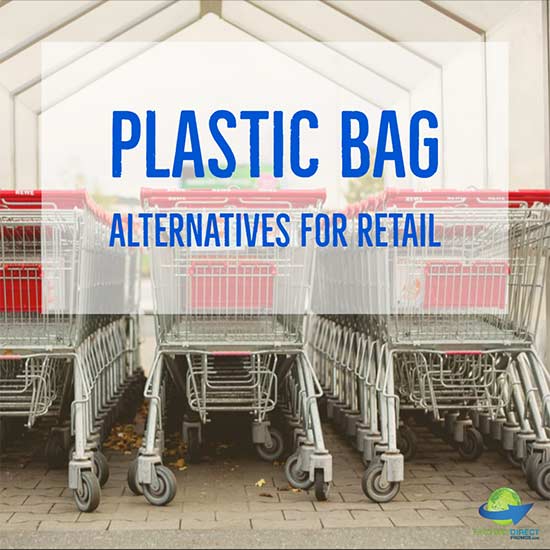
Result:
[255, 478, 267, 488]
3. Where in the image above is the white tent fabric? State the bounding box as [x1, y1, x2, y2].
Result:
[0, 0, 548, 190]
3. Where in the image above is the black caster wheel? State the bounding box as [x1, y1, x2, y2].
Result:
[127, 458, 142, 496]
[186, 427, 202, 464]
[73, 471, 101, 513]
[397, 425, 418, 461]
[533, 461, 550, 500]
[458, 429, 484, 461]
[142, 465, 177, 506]
[361, 461, 400, 503]
[525, 453, 543, 490]
[45, 432, 69, 470]
[255, 427, 285, 462]
[284, 453, 313, 490]
[93, 451, 110, 488]
[314, 469, 330, 501]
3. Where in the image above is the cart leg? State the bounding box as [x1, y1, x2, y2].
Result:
[383, 351, 402, 478]
[361, 339, 382, 465]
[500, 359, 530, 467]
[362, 349, 402, 504]
[516, 354, 547, 447]
[299, 352, 332, 491]
[69, 354, 99, 513]
[138, 351, 164, 484]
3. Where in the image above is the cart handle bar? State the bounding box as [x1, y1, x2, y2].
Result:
[0, 190, 111, 227]
[141, 188, 326, 209]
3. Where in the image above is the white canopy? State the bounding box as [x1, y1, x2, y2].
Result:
[0, 0, 547, 189]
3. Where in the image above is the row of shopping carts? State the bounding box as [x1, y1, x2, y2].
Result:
[0, 191, 143, 512]
[310, 189, 550, 502]
[5, 184, 550, 512]
[128, 189, 332, 505]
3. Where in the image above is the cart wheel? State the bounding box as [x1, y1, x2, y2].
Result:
[255, 427, 285, 462]
[458, 429, 484, 461]
[45, 432, 68, 469]
[361, 462, 400, 503]
[142, 465, 177, 506]
[525, 453, 543, 490]
[533, 461, 550, 500]
[93, 451, 110, 488]
[127, 459, 142, 495]
[73, 471, 101, 513]
[285, 453, 313, 490]
[397, 425, 417, 461]
[522, 452, 543, 490]
[314, 469, 330, 501]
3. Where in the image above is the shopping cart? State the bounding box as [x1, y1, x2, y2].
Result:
[132, 188, 332, 505]
[0, 190, 141, 512]
[312, 189, 550, 502]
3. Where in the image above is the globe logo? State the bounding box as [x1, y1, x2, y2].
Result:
[478, 488, 533, 526]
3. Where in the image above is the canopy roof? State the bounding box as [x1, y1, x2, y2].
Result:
[0, 0, 527, 113]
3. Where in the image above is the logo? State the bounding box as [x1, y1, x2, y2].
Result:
[478, 487, 532, 526]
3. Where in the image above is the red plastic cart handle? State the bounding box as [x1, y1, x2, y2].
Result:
[382, 189, 510, 209]
[0, 190, 111, 226]
[509, 190, 550, 206]
[141, 188, 326, 209]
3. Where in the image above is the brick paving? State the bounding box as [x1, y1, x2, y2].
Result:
[1, 420, 550, 533]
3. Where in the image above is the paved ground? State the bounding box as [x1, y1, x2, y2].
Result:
[2, 526, 550, 549]
[1, 413, 549, 548]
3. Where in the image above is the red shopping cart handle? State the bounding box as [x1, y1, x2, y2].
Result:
[140, 188, 326, 209]
[326, 188, 550, 218]
[0, 354, 22, 360]
[0, 263, 42, 273]
[0, 190, 112, 226]
[382, 189, 510, 209]
[0, 190, 87, 209]
[509, 190, 550, 206]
